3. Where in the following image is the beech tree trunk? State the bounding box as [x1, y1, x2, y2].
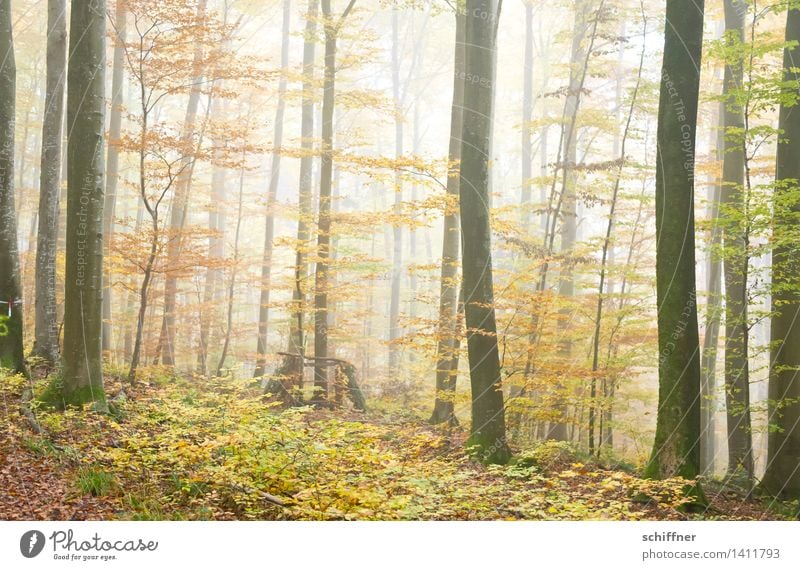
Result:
[284, 0, 318, 391]
[644, 0, 704, 488]
[101, 1, 126, 358]
[62, 0, 107, 408]
[721, 0, 753, 483]
[764, 5, 800, 501]
[254, 0, 292, 377]
[429, 7, 464, 426]
[160, 0, 207, 367]
[388, 2, 404, 372]
[459, 0, 509, 464]
[32, 0, 66, 365]
[0, 0, 26, 376]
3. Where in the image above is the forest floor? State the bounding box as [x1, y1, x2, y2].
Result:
[0, 369, 790, 521]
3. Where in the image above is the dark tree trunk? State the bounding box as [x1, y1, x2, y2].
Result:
[314, 0, 351, 403]
[0, 0, 26, 376]
[62, 0, 107, 408]
[459, 0, 509, 464]
[764, 5, 800, 501]
[644, 0, 704, 489]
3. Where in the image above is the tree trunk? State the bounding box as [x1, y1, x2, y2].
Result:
[388, 2, 404, 373]
[311, 0, 356, 404]
[314, 1, 337, 403]
[591, 12, 645, 455]
[32, 0, 66, 366]
[644, 0, 704, 489]
[548, 0, 598, 442]
[0, 0, 26, 376]
[101, 1, 126, 359]
[281, 0, 318, 392]
[160, 0, 208, 368]
[720, 0, 753, 483]
[460, 0, 509, 464]
[520, 0, 533, 224]
[700, 100, 723, 476]
[763, 5, 800, 501]
[254, 0, 292, 377]
[429, 7, 464, 426]
[197, 96, 227, 376]
[62, 0, 107, 408]
[216, 155, 246, 376]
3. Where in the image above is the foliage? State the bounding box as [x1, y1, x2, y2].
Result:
[0, 368, 784, 521]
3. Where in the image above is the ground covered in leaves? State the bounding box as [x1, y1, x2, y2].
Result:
[0, 370, 789, 521]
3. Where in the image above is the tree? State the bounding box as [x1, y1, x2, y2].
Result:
[312, 0, 356, 404]
[123, 0, 209, 382]
[459, 0, 509, 464]
[644, 0, 704, 489]
[0, 0, 26, 375]
[720, 0, 753, 483]
[388, 1, 404, 372]
[520, 0, 603, 443]
[159, 0, 208, 367]
[32, 0, 66, 365]
[254, 0, 291, 378]
[700, 99, 723, 476]
[276, 0, 318, 394]
[763, 2, 800, 501]
[590, 5, 647, 455]
[429, 6, 464, 426]
[102, 0, 127, 358]
[61, 0, 107, 407]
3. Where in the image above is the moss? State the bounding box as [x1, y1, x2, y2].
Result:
[38, 375, 107, 412]
[466, 432, 511, 465]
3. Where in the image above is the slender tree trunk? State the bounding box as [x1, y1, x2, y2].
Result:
[0, 0, 26, 376]
[548, 0, 600, 442]
[591, 11, 646, 455]
[197, 97, 227, 375]
[644, 0, 704, 491]
[311, 0, 356, 404]
[700, 100, 723, 476]
[764, 5, 800, 501]
[32, 0, 66, 365]
[280, 0, 318, 391]
[429, 7, 464, 426]
[216, 155, 246, 376]
[720, 0, 753, 483]
[460, 0, 509, 464]
[388, 1, 404, 372]
[123, 199, 144, 363]
[101, 2, 126, 358]
[160, 0, 207, 367]
[254, 0, 292, 377]
[315, 1, 341, 402]
[520, 0, 533, 224]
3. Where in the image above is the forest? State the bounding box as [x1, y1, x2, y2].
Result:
[0, 0, 799, 522]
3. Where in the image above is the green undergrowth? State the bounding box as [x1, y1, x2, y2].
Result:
[1, 368, 783, 521]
